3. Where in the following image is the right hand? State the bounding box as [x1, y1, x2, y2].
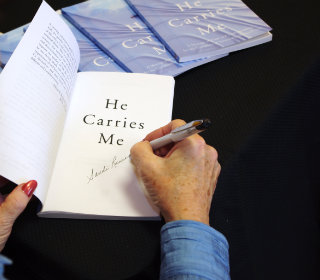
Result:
[130, 119, 221, 225]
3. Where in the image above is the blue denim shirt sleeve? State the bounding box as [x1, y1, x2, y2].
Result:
[0, 254, 12, 280]
[160, 220, 230, 280]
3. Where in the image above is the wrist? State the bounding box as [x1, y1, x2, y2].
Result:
[163, 211, 210, 226]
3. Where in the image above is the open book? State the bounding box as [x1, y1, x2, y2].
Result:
[0, 1, 175, 219]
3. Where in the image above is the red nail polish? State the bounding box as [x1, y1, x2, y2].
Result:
[21, 180, 37, 197]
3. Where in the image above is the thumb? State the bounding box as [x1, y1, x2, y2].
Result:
[0, 180, 37, 251]
[0, 180, 37, 222]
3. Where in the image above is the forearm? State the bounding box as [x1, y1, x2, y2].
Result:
[160, 220, 230, 280]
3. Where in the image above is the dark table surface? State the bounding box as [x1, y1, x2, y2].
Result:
[0, 0, 319, 279]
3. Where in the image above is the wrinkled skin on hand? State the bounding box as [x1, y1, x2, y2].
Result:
[130, 119, 221, 225]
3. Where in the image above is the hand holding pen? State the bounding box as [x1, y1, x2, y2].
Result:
[130, 119, 221, 225]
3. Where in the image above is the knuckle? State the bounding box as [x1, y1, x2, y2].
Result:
[207, 145, 219, 161]
[216, 162, 222, 174]
[4, 196, 25, 217]
[196, 136, 206, 146]
[0, 214, 13, 230]
[183, 135, 206, 152]
[217, 161, 221, 170]
[192, 135, 206, 149]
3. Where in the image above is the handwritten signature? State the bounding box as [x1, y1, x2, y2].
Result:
[87, 155, 130, 184]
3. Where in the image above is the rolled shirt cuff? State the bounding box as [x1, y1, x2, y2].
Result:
[160, 220, 230, 280]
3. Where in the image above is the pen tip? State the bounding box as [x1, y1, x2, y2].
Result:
[196, 118, 211, 130]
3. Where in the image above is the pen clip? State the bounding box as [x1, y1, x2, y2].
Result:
[171, 120, 203, 133]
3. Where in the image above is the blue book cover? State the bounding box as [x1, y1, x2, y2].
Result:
[62, 0, 226, 76]
[61, 16, 125, 72]
[126, 0, 272, 62]
[0, 25, 27, 67]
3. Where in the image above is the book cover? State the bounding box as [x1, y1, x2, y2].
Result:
[0, 24, 27, 67]
[62, 0, 226, 76]
[62, 16, 125, 72]
[126, 0, 272, 62]
[0, 1, 175, 219]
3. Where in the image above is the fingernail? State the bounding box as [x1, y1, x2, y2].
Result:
[21, 180, 37, 197]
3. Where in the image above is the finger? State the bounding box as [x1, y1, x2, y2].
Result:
[156, 143, 175, 157]
[167, 133, 206, 158]
[0, 180, 37, 224]
[144, 120, 187, 157]
[156, 133, 203, 158]
[130, 141, 161, 170]
[207, 146, 221, 196]
[144, 119, 186, 141]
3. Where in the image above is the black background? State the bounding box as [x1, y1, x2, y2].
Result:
[0, 0, 319, 279]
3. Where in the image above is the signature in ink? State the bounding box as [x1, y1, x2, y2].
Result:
[111, 155, 129, 168]
[87, 155, 130, 184]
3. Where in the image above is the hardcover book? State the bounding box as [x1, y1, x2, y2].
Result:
[62, 0, 227, 76]
[0, 2, 175, 219]
[0, 24, 27, 67]
[126, 0, 272, 62]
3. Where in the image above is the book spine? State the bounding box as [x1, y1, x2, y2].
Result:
[61, 10, 132, 73]
[125, 0, 182, 63]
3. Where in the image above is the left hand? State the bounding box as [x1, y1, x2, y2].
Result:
[0, 180, 37, 252]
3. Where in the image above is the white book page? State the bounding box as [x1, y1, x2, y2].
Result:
[0, 1, 80, 203]
[42, 72, 174, 218]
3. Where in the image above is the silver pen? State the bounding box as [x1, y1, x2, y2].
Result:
[150, 119, 211, 150]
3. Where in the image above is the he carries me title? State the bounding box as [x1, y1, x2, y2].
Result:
[82, 98, 145, 145]
[167, 1, 231, 33]
[122, 0, 231, 54]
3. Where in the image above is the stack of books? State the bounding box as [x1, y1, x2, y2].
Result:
[0, 0, 272, 76]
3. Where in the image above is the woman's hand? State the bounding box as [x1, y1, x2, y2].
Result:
[0, 180, 37, 252]
[130, 119, 221, 225]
